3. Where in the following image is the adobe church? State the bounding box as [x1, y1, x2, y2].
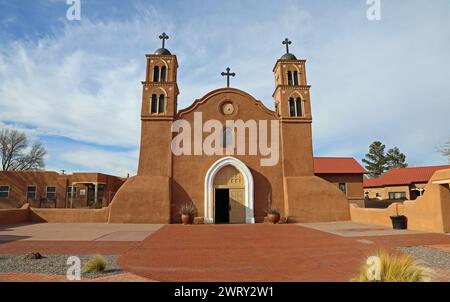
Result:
[108, 34, 350, 224]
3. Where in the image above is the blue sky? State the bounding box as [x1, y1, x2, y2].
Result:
[0, 0, 449, 176]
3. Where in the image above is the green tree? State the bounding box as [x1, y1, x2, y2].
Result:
[386, 147, 408, 169]
[362, 141, 388, 178]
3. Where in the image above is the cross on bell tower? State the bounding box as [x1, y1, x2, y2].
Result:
[282, 38, 292, 54]
[159, 32, 169, 49]
[221, 67, 236, 88]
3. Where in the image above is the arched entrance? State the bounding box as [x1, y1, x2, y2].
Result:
[204, 157, 254, 224]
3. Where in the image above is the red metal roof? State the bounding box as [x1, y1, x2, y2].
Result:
[313, 157, 366, 174]
[363, 165, 450, 188]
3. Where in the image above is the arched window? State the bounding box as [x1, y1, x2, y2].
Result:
[151, 94, 158, 113]
[289, 98, 296, 117]
[287, 71, 293, 86]
[222, 128, 234, 148]
[153, 66, 160, 82]
[296, 98, 303, 117]
[160, 66, 167, 82]
[158, 94, 165, 113]
[288, 97, 304, 117]
[293, 71, 299, 86]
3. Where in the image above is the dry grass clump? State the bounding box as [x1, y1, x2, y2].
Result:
[81, 255, 107, 274]
[351, 249, 433, 282]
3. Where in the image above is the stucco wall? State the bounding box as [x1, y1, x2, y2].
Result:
[351, 169, 450, 233]
[365, 185, 412, 200]
[170, 89, 285, 222]
[316, 173, 364, 200]
[108, 176, 171, 224]
[285, 176, 351, 222]
[0, 204, 30, 225]
[30, 207, 109, 223]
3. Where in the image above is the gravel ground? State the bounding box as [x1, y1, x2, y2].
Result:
[396, 246, 450, 270]
[0, 254, 122, 279]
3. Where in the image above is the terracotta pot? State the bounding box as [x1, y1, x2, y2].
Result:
[268, 213, 281, 224]
[181, 214, 194, 225]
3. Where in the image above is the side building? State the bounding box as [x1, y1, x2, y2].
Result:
[364, 165, 450, 201]
[0, 171, 125, 209]
[314, 157, 366, 206]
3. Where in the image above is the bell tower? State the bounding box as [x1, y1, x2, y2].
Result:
[138, 33, 179, 176]
[273, 38, 314, 177]
[141, 32, 179, 119]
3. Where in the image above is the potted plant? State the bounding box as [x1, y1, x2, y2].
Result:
[266, 208, 281, 224]
[390, 204, 408, 230]
[179, 203, 196, 225]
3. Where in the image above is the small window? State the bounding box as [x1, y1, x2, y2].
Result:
[293, 71, 299, 86]
[0, 186, 9, 198]
[296, 98, 303, 117]
[160, 66, 167, 82]
[287, 71, 293, 86]
[158, 94, 165, 113]
[389, 192, 406, 200]
[46, 187, 56, 200]
[222, 128, 234, 148]
[67, 186, 77, 199]
[27, 186, 37, 199]
[338, 183, 347, 195]
[289, 97, 304, 117]
[153, 66, 160, 82]
[289, 98, 296, 117]
[151, 94, 158, 113]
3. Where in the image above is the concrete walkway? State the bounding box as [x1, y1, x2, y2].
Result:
[298, 221, 425, 237]
[0, 223, 163, 242]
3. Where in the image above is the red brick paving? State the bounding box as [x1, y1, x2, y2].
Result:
[2, 224, 450, 282]
[117, 224, 393, 282]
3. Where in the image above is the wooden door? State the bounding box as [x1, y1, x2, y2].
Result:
[213, 165, 246, 224]
[229, 188, 245, 224]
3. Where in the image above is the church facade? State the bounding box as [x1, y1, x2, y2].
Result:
[108, 34, 350, 224]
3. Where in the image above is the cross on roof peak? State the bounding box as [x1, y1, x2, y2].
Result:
[221, 67, 236, 88]
[159, 32, 169, 49]
[282, 38, 292, 54]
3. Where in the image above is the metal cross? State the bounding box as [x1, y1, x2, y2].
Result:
[159, 32, 169, 48]
[221, 67, 236, 88]
[282, 38, 292, 54]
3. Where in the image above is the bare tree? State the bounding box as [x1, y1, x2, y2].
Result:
[0, 128, 46, 171]
[439, 140, 450, 162]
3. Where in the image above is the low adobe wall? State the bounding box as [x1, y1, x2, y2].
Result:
[350, 203, 401, 229]
[285, 176, 351, 223]
[108, 176, 171, 224]
[0, 204, 30, 225]
[30, 207, 109, 223]
[351, 169, 450, 233]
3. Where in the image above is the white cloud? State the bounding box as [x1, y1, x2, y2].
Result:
[52, 148, 138, 177]
[0, 9, 169, 147]
[0, 0, 449, 175]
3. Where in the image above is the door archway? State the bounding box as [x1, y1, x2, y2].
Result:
[204, 157, 254, 224]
